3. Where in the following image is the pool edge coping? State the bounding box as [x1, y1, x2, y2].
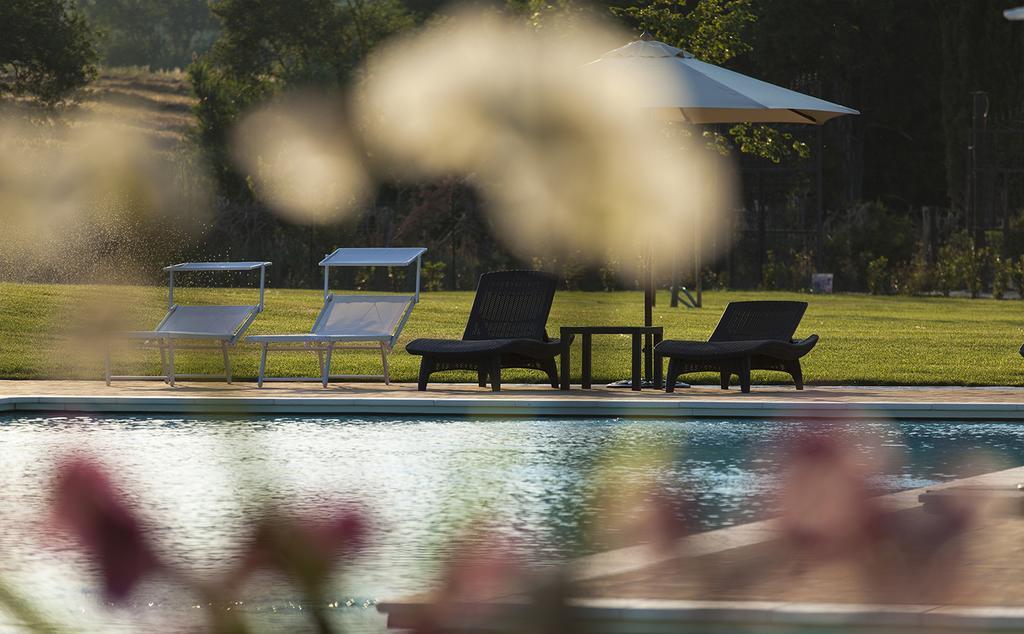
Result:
[3, 393, 1024, 419]
[380, 598, 1024, 630]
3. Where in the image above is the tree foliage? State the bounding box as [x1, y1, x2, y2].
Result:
[611, 0, 753, 64]
[185, 0, 416, 283]
[78, 0, 218, 70]
[0, 0, 98, 104]
[190, 0, 413, 192]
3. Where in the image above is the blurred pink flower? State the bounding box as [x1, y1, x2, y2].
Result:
[409, 530, 541, 634]
[638, 487, 692, 553]
[777, 432, 882, 557]
[775, 429, 972, 602]
[237, 506, 368, 592]
[51, 457, 160, 601]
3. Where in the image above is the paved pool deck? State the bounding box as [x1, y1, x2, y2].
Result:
[1, 380, 1024, 419]
[380, 465, 1024, 632]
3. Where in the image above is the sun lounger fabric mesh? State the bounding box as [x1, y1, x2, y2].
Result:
[655, 300, 818, 393]
[405, 270, 565, 391]
[249, 294, 417, 386]
[157, 306, 256, 338]
[318, 296, 412, 338]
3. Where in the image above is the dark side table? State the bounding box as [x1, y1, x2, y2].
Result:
[559, 326, 663, 391]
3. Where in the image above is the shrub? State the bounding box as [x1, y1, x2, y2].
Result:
[421, 261, 446, 292]
[1016, 256, 1024, 300]
[761, 250, 777, 290]
[896, 245, 932, 296]
[966, 247, 987, 299]
[702, 267, 730, 291]
[787, 249, 815, 292]
[992, 255, 1014, 300]
[824, 201, 916, 292]
[866, 256, 891, 295]
[935, 232, 987, 297]
[599, 257, 621, 292]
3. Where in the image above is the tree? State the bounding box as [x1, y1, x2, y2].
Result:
[186, 0, 415, 284]
[0, 0, 98, 104]
[933, 0, 1024, 212]
[78, 0, 219, 70]
[611, 0, 754, 64]
[191, 0, 414, 193]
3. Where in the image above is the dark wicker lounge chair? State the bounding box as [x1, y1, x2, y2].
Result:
[654, 301, 818, 393]
[405, 270, 565, 391]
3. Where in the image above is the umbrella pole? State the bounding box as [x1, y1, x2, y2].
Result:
[696, 219, 702, 308]
[609, 243, 665, 389]
[645, 252, 654, 380]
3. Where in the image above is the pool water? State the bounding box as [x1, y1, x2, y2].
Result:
[1, 414, 1023, 632]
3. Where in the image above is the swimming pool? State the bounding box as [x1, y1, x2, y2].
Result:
[1, 414, 1023, 632]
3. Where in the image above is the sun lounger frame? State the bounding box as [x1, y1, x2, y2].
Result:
[405, 270, 565, 392]
[105, 261, 271, 386]
[654, 300, 818, 393]
[249, 247, 426, 387]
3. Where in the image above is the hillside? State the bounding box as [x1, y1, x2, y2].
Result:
[0, 68, 196, 154]
[78, 68, 197, 152]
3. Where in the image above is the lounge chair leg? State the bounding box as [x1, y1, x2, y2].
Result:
[787, 360, 804, 390]
[323, 343, 334, 388]
[258, 342, 268, 388]
[720, 371, 730, 390]
[542, 358, 559, 389]
[167, 340, 176, 387]
[739, 357, 751, 393]
[477, 366, 488, 388]
[222, 342, 232, 384]
[417, 358, 434, 391]
[665, 358, 679, 393]
[489, 356, 502, 392]
[380, 344, 391, 385]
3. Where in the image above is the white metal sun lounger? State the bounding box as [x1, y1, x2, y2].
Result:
[248, 247, 425, 387]
[105, 261, 271, 386]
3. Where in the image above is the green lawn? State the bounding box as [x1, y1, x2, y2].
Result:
[2, 282, 1023, 385]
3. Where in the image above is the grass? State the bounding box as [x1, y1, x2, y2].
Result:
[2, 282, 1024, 386]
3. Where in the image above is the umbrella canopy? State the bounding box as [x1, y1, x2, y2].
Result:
[585, 39, 859, 124]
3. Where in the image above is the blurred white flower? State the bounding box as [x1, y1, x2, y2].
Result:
[232, 94, 372, 224]
[357, 9, 735, 276]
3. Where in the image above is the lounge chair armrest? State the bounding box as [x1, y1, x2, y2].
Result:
[791, 334, 819, 348]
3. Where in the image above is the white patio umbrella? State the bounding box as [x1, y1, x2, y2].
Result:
[585, 36, 858, 387]
[586, 38, 859, 124]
